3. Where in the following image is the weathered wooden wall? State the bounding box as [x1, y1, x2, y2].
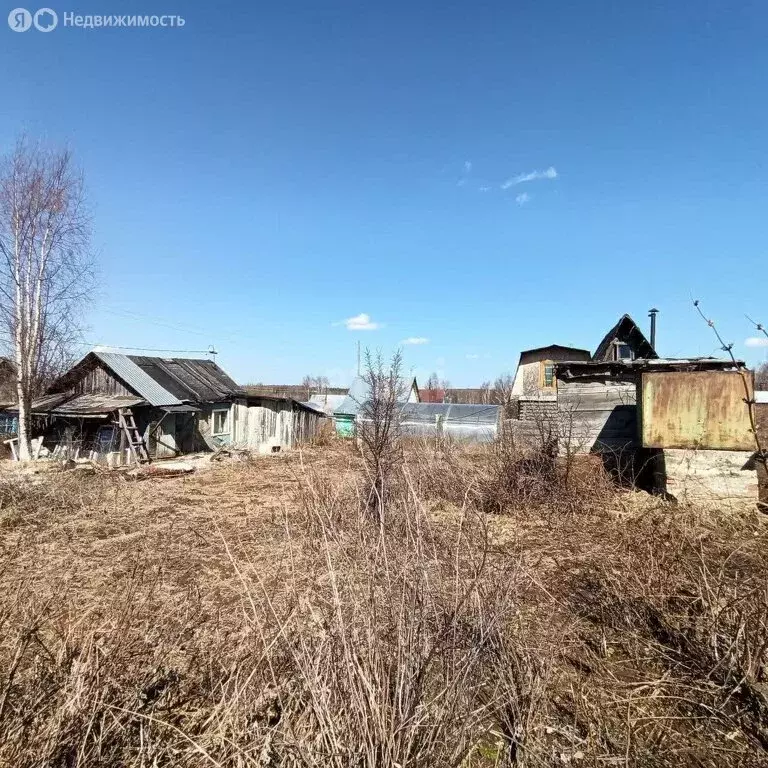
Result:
[641, 371, 754, 450]
[64, 359, 136, 398]
[556, 374, 638, 453]
[232, 399, 322, 452]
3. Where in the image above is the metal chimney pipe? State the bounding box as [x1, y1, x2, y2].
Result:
[648, 308, 659, 351]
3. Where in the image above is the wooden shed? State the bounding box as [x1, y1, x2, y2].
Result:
[1, 350, 323, 462]
[554, 358, 749, 454]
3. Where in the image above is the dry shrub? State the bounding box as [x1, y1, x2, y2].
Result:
[307, 419, 335, 448]
[546, 509, 768, 765]
[407, 432, 613, 517]
[0, 457, 552, 767]
[1, 443, 767, 767]
[265, 475, 549, 767]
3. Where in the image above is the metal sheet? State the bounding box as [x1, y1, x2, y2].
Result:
[93, 352, 183, 406]
[641, 371, 755, 450]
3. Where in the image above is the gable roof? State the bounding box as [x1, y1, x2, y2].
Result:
[517, 345, 592, 366]
[593, 314, 657, 361]
[53, 351, 244, 407]
[334, 375, 419, 417]
[125, 354, 244, 403]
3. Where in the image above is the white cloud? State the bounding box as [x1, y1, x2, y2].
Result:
[515, 192, 530, 206]
[464, 160, 472, 173]
[501, 166, 558, 190]
[745, 336, 768, 348]
[344, 313, 381, 331]
[456, 178, 467, 187]
[478, 185, 491, 192]
[465, 353, 480, 360]
[401, 337, 429, 345]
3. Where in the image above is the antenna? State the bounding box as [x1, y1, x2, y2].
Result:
[208, 345, 218, 362]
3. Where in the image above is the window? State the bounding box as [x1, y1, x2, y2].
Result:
[0, 415, 17, 435]
[615, 343, 633, 361]
[540, 360, 555, 389]
[212, 409, 229, 435]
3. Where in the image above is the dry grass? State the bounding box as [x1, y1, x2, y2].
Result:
[0, 442, 767, 767]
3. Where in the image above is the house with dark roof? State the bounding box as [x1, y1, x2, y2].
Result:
[592, 314, 657, 362]
[1, 350, 322, 461]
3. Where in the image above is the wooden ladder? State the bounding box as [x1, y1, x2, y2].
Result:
[117, 408, 151, 464]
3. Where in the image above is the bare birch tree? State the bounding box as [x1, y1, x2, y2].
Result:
[359, 350, 405, 525]
[0, 138, 92, 460]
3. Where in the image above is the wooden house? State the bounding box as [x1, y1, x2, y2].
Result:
[510, 344, 591, 420]
[592, 314, 657, 362]
[1, 351, 322, 461]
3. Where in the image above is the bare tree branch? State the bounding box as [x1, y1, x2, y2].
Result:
[0, 137, 94, 459]
[693, 300, 767, 510]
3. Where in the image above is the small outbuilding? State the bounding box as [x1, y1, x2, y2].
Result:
[554, 357, 759, 503]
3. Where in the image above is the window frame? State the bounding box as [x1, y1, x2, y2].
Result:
[211, 408, 230, 436]
[539, 360, 556, 390]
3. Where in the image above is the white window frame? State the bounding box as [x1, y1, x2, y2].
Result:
[212, 408, 229, 436]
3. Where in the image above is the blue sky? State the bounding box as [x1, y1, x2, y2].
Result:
[2, 0, 767, 385]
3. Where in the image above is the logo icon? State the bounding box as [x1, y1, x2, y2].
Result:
[8, 7, 32, 31]
[33, 7, 57, 31]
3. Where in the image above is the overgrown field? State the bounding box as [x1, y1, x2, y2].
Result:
[1, 441, 767, 767]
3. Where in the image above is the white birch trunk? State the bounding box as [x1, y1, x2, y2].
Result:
[0, 141, 91, 460]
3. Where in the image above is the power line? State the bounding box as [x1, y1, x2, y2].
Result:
[78, 342, 217, 356]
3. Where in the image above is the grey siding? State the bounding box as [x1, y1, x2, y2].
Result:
[557, 375, 638, 453]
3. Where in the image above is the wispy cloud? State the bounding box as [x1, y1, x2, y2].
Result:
[478, 185, 491, 192]
[501, 166, 557, 190]
[464, 160, 472, 173]
[515, 192, 530, 206]
[465, 353, 480, 360]
[401, 336, 429, 345]
[745, 337, 768, 348]
[343, 313, 381, 331]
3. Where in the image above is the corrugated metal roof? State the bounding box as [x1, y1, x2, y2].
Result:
[93, 351, 183, 406]
[309, 393, 347, 415]
[126, 355, 244, 403]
